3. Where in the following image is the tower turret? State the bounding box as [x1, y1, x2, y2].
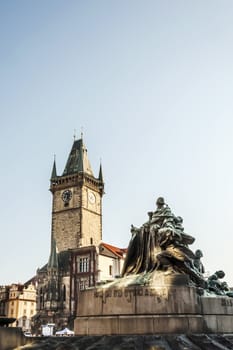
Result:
[50, 158, 57, 180]
[98, 162, 104, 196]
[44, 237, 59, 311]
[48, 237, 59, 271]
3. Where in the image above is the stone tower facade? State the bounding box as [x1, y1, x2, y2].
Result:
[33, 138, 125, 333]
[50, 138, 104, 252]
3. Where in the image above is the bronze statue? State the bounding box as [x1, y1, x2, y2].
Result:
[122, 197, 206, 288]
[207, 271, 233, 297]
[193, 249, 205, 274]
[121, 196, 233, 295]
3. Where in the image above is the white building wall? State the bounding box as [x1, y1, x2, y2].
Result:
[98, 255, 123, 281]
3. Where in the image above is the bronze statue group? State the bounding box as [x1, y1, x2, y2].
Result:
[121, 197, 233, 297]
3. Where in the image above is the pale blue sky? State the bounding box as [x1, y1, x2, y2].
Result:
[1, 1, 233, 286]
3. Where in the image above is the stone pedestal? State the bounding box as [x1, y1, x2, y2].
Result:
[0, 328, 28, 350]
[74, 273, 233, 335]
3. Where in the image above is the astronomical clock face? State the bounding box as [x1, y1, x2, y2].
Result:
[88, 191, 96, 204]
[61, 189, 72, 203]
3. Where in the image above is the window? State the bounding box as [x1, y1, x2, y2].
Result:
[109, 265, 112, 276]
[79, 257, 89, 273]
[63, 285, 66, 301]
[79, 279, 89, 290]
[79, 280, 85, 290]
[40, 287, 44, 307]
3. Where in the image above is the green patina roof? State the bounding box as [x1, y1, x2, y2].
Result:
[63, 139, 93, 176]
[50, 159, 57, 179]
[38, 250, 71, 274]
[98, 163, 103, 182]
[47, 237, 58, 269]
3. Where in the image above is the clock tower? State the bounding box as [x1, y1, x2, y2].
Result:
[50, 138, 104, 252]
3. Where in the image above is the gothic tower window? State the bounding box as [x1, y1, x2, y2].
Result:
[79, 257, 89, 273]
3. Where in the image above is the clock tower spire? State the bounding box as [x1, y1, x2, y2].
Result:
[50, 138, 104, 252]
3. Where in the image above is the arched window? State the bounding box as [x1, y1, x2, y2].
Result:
[63, 285, 66, 301]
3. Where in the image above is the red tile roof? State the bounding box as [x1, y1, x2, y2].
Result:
[101, 242, 127, 258]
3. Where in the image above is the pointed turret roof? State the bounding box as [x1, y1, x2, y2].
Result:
[50, 158, 57, 179]
[98, 163, 103, 183]
[63, 139, 93, 176]
[48, 237, 58, 269]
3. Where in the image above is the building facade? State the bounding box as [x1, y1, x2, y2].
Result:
[0, 283, 36, 332]
[33, 138, 125, 333]
[0, 285, 9, 317]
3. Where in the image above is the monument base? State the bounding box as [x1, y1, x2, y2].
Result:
[75, 315, 206, 335]
[74, 273, 233, 335]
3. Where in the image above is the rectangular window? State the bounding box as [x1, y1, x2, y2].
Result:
[79, 280, 85, 290]
[79, 279, 89, 290]
[109, 265, 112, 276]
[79, 257, 89, 273]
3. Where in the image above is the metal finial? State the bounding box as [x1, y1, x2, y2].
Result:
[81, 126, 84, 139]
[73, 129, 76, 141]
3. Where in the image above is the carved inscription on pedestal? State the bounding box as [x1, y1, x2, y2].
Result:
[94, 288, 169, 303]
